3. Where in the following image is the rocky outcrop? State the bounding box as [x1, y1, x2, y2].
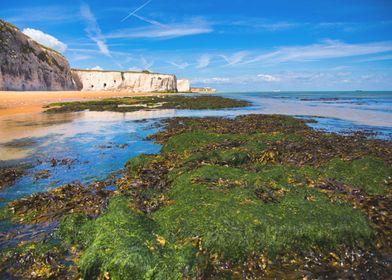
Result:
[0, 19, 77, 91]
[177, 79, 191, 92]
[191, 87, 217, 93]
[72, 70, 177, 93]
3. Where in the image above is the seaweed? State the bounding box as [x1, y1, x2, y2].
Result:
[0, 239, 72, 279]
[2, 114, 392, 279]
[8, 182, 112, 224]
[44, 95, 251, 113]
[0, 166, 27, 190]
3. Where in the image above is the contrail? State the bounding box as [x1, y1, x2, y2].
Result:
[132, 13, 167, 28]
[121, 0, 152, 22]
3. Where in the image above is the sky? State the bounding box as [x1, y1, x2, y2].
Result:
[1, 0, 392, 91]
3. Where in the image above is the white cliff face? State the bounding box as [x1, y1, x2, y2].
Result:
[72, 70, 178, 93]
[177, 79, 191, 92]
[0, 20, 77, 91]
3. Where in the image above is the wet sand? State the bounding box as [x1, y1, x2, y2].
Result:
[0, 91, 168, 117]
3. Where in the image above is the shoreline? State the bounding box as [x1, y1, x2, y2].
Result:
[0, 91, 174, 117]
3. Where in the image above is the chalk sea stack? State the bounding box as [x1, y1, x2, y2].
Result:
[0, 19, 77, 91]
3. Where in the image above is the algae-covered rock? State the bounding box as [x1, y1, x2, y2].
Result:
[2, 114, 392, 279]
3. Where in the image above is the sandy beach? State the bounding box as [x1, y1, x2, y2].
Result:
[0, 91, 167, 117]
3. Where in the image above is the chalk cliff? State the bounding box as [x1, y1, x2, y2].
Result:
[72, 70, 177, 93]
[177, 79, 191, 92]
[0, 19, 77, 91]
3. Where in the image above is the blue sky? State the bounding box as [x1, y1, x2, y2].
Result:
[1, 0, 392, 91]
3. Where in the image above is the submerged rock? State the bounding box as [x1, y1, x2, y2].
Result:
[0, 166, 25, 190]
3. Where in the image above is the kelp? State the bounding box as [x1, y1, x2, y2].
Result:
[0, 239, 75, 279]
[44, 95, 251, 113]
[0, 166, 26, 190]
[8, 182, 112, 224]
[117, 154, 174, 213]
[2, 114, 392, 279]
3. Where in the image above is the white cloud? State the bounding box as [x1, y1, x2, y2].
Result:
[106, 18, 212, 40]
[232, 20, 300, 32]
[196, 55, 211, 69]
[127, 56, 154, 71]
[90, 66, 103, 70]
[72, 54, 91, 61]
[5, 6, 79, 24]
[132, 14, 167, 28]
[121, 0, 152, 22]
[257, 74, 281, 82]
[221, 51, 249, 65]
[193, 71, 356, 86]
[191, 77, 231, 84]
[168, 61, 189, 69]
[192, 70, 392, 91]
[357, 54, 392, 62]
[140, 56, 154, 70]
[22, 28, 67, 53]
[242, 40, 392, 65]
[255, 22, 300, 31]
[80, 3, 111, 57]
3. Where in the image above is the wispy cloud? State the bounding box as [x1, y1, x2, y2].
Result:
[221, 51, 249, 65]
[242, 40, 392, 65]
[192, 71, 359, 86]
[127, 56, 155, 71]
[257, 74, 281, 82]
[4, 6, 79, 24]
[357, 54, 392, 62]
[168, 61, 190, 69]
[72, 54, 92, 61]
[140, 56, 154, 69]
[121, 0, 152, 22]
[232, 19, 301, 32]
[22, 28, 67, 53]
[106, 18, 212, 40]
[132, 13, 167, 28]
[80, 3, 111, 57]
[196, 55, 211, 69]
[191, 77, 231, 84]
[121, 0, 166, 28]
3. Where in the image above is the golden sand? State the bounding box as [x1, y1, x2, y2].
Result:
[0, 91, 166, 117]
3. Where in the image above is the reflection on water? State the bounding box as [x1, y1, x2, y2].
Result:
[0, 110, 177, 161]
[0, 91, 391, 208]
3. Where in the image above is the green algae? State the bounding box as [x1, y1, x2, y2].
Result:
[55, 115, 391, 278]
[77, 196, 197, 279]
[57, 213, 96, 249]
[154, 165, 373, 260]
[322, 157, 392, 195]
[3, 114, 392, 279]
[44, 95, 251, 113]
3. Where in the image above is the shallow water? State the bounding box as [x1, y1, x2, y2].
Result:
[0, 91, 391, 210]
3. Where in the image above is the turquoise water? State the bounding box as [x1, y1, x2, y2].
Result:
[0, 91, 391, 212]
